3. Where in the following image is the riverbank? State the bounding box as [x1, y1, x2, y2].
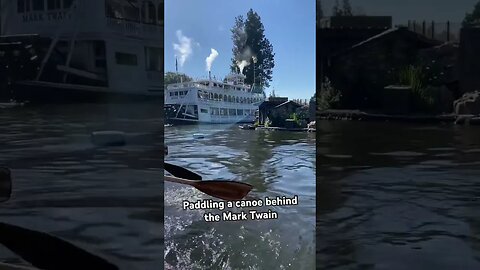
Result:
[318, 109, 480, 125]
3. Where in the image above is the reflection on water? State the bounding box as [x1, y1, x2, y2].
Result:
[317, 121, 480, 270]
[0, 104, 163, 270]
[165, 125, 316, 270]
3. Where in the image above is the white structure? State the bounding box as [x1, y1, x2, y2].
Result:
[165, 73, 265, 124]
[0, 0, 163, 101]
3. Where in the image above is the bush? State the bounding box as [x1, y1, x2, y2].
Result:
[395, 65, 442, 113]
[318, 77, 342, 110]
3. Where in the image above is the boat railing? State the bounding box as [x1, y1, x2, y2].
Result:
[106, 17, 162, 37]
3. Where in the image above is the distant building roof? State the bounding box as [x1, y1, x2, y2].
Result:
[259, 97, 289, 109]
[333, 27, 442, 57]
[274, 100, 303, 109]
[319, 16, 392, 30]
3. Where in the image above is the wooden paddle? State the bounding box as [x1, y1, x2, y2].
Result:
[164, 175, 253, 201]
[0, 262, 38, 270]
[0, 168, 119, 270]
[164, 162, 202, 180]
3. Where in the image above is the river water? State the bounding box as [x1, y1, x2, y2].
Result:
[164, 124, 316, 270]
[318, 120, 480, 270]
[0, 104, 163, 270]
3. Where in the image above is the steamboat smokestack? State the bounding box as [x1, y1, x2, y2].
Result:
[209, 71, 211, 81]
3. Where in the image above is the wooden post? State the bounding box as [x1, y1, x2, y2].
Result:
[431, 21, 435, 39]
[447, 21, 450, 42]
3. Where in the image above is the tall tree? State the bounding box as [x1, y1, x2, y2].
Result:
[317, 0, 324, 20]
[230, 9, 275, 89]
[342, 0, 353, 16]
[332, 0, 341, 16]
[230, 15, 246, 74]
[463, 1, 480, 27]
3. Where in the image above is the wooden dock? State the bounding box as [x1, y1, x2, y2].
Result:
[255, 127, 316, 132]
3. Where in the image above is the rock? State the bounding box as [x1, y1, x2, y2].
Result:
[454, 90, 480, 115]
[91, 131, 126, 146]
[193, 133, 205, 139]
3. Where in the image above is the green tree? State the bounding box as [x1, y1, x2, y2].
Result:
[230, 9, 275, 89]
[463, 1, 480, 27]
[332, 0, 341, 16]
[342, 0, 353, 16]
[230, 15, 246, 74]
[317, 0, 324, 20]
[164, 72, 192, 85]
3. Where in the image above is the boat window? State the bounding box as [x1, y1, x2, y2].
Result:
[17, 0, 25, 13]
[223, 95, 227, 102]
[214, 93, 218, 100]
[47, 0, 61, 10]
[236, 97, 239, 103]
[209, 93, 213, 100]
[106, 0, 141, 21]
[145, 47, 162, 71]
[24, 0, 31, 11]
[124, 0, 140, 20]
[219, 94, 223, 101]
[63, 0, 73, 9]
[157, 2, 164, 24]
[174, 92, 178, 96]
[170, 92, 173, 96]
[33, 0, 44, 10]
[148, 1, 156, 23]
[115, 52, 138, 66]
[237, 109, 243, 115]
[201, 109, 208, 114]
[141, 1, 156, 24]
[229, 109, 236, 116]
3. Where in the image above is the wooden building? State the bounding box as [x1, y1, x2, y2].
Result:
[327, 27, 441, 109]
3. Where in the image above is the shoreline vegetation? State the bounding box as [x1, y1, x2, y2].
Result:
[318, 2, 480, 125]
[318, 109, 480, 126]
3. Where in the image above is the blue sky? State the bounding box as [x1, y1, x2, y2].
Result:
[165, 0, 316, 100]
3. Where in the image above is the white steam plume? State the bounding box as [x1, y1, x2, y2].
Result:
[205, 48, 219, 72]
[236, 60, 250, 75]
[173, 30, 194, 67]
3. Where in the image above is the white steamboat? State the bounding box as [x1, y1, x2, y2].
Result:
[0, 0, 163, 102]
[165, 72, 265, 124]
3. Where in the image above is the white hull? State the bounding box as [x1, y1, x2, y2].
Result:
[165, 73, 265, 125]
[168, 115, 255, 124]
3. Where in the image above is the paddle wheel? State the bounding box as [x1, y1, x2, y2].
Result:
[0, 35, 45, 102]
